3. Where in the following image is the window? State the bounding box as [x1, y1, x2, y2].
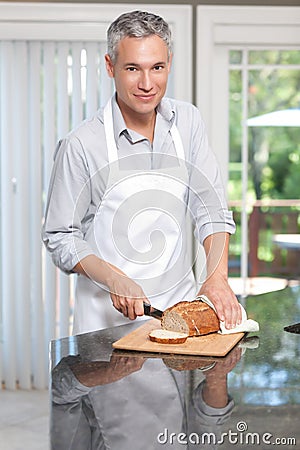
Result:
[229, 49, 300, 277]
[197, 5, 300, 285]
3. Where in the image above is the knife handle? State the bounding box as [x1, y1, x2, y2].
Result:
[143, 301, 151, 316]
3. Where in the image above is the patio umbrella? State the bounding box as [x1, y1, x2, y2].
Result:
[247, 108, 300, 127]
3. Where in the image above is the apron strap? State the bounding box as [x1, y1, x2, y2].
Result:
[104, 97, 119, 163]
[170, 123, 186, 162]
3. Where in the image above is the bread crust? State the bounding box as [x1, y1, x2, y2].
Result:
[161, 300, 220, 336]
[163, 357, 216, 371]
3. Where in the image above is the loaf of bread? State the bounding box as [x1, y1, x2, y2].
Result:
[148, 329, 188, 344]
[161, 299, 220, 336]
[163, 357, 216, 371]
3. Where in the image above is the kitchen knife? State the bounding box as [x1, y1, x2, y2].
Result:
[284, 322, 300, 334]
[143, 302, 163, 320]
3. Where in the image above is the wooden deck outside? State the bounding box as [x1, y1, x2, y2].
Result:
[229, 200, 300, 278]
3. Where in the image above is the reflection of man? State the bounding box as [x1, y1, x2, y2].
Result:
[42, 10, 241, 335]
[51, 347, 242, 450]
[187, 346, 242, 449]
[51, 356, 185, 450]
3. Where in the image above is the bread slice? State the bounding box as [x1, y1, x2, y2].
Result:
[149, 329, 188, 344]
[161, 299, 220, 336]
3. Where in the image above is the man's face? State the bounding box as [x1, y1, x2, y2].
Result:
[105, 35, 172, 120]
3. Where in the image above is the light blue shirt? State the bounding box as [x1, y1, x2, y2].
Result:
[42, 95, 235, 273]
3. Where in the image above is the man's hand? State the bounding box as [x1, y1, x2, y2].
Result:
[73, 255, 148, 320]
[106, 268, 148, 320]
[198, 273, 242, 329]
[71, 354, 146, 386]
[205, 345, 243, 379]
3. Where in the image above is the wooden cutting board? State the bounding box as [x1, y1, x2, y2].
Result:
[112, 319, 245, 357]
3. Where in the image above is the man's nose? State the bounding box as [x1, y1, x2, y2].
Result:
[138, 71, 152, 91]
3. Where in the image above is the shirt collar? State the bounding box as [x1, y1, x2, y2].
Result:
[109, 94, 175, 144]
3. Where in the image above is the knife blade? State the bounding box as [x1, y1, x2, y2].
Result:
[284, 322, 300, 334]
[143, 302, 163, 320]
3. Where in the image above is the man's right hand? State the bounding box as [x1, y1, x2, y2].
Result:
[106, 268, 148, 320]
[73, 255, 148, 320]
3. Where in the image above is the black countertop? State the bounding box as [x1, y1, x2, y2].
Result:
[50, 285, 300, 449]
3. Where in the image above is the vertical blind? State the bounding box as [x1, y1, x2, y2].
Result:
[0, 40, 113, 389]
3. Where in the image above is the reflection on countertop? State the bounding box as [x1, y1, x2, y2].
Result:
[228, 286, 300, 407]
[50, 286, 300, 449]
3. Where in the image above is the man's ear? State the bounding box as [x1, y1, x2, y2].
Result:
[105, 54, 114, 78]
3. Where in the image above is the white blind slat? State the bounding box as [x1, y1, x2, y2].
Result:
[1, 41, 17, 389]
[56, 42, 71, 337]
[14, 41, 31, 389]
[43, 41, 56, 189]
[86, 42, 98, 118]
[71, 42, 84, 127]
[57, 42, 70, 138]
[29, 41, 47, 389]
[43, 42, 58, 367]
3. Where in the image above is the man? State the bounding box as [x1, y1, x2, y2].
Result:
[42, 10, 241, 334]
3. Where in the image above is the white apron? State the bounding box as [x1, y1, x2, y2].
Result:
[73, 98, 196, 334]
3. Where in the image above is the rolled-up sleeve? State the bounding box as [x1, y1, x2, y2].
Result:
[187, 106, 236, 244]
[192, 382, 234, 423]
[42, 137, 94, 273]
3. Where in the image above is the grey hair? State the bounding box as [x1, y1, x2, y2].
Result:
[107, 10, 172, 64]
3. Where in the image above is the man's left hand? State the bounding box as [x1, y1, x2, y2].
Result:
[197, 274, 242, 329]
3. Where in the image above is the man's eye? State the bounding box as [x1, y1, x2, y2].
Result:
[153, 65, 164, 71]
[126, 67, 137, 72]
